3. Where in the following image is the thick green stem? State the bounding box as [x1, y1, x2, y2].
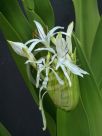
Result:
[57, 108, 68, 136]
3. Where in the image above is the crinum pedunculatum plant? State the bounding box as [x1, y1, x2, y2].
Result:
[8, 20, 88, 131]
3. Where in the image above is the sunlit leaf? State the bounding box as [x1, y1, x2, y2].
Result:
[74, 36, 102, 136]
[0, 12, 21, 41]
[91, 17, 102, 89]
[72, 0, 100, 59]
[57, 102, 90, 136]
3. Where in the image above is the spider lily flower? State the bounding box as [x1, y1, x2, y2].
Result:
[8, 41, 28, 57]
[47, 22, 88, 111]
[34, 20, 64, 47]
[7, 41, 36, 68]
[23, 21, 64, 52]
[51, 23, 88, 87]
[7, 21, 89, 131]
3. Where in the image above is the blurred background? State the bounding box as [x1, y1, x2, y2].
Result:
[0, 0, 102, 135]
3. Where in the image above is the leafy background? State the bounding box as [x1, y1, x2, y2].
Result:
[0, 0, 102, 136]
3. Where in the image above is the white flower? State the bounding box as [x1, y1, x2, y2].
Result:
[34, 20, 64, 46]
[66, 21, 74, 54]
[23, 21, 64, 52]
[7, 41, 36, 67]
[51, 23, 88, 86]
[8, 21, 89, 131]
[8, 41, 28, 57]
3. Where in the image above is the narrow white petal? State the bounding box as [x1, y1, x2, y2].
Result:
[41, 68, 49, 89]
[60, 32, 70, 36]
[47, 26, 64, 38]
[66, 36, 72, 53]
[60, 64, 71, 87]
[42, 76, 49, 88]
[56, 60, 62, 70]
[56, 33, 65, 57]
[49, 54, 57, 65]
[64, 60, 88, 77]
[35, 47, 55, 54]
[25, 39, 40, 46]
[34, 20, 46, 39]
[51, 36, 56, 45]
[39, 89, 47, 131]
[8, 40, 26, 57]
[50, 68, 64, 85]
[36, 63, 44, 88]
[46, 31, 58, 45]
[46, 67, 49, 77]
[28, 40, 42, 52]
[41, 105, 47, 131]
[38, 76, 48, 131]
[36, 70, 41, 88]
[67, 22, 74, 37]
[39, 87, 43, 110]
[66, 22, 74, 53]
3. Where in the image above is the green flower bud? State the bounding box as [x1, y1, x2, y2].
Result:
[48, 71, 80, 111]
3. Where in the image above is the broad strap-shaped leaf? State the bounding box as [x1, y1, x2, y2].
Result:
[74, 36, 102, 136]
[72, 0, 100, 59]
[90, 17, 102, 89]
[0, 0, 32, 41]
[57, 102, 90, 136]
[0, 10, 38, 106]
[21, 0, 46, 29]
[0, 122, 11, 136]
[0, 12, 21, 41]
[33, 0, 55, 29]
[45, 112, 56, 136]
[22, 0, 35, 11]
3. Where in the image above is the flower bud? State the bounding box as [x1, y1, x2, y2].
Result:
[47, 71, 80, 111]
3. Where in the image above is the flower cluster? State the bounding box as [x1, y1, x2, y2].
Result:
[8, 20, 88, 131]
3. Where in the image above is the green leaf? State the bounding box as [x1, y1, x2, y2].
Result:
[33, 0, 55, 29]
[90, 17, 102, 88]
[0, 0, 32, 41]
[0, 9, 39, 109]
[57, 102, 90, 136]
[0, 2, 39, 114]
[22, 0, 35, 11]
[56, 35, 102, 136]
[72, 0, 100, 59]
[74, 36, 102, 136]
[0, 12, 21, 41]
[46, 112, 56, 136]
[0, 123, 11, 136]
[21, 0, 46, 29]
